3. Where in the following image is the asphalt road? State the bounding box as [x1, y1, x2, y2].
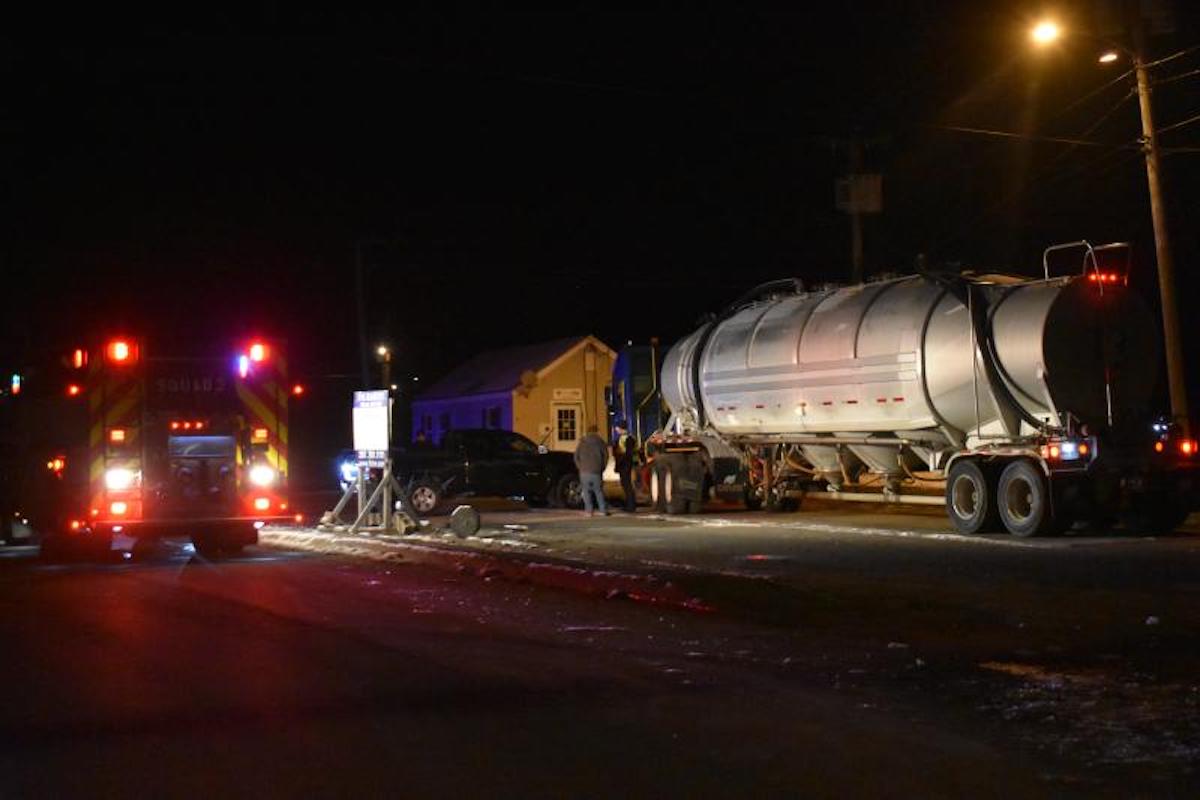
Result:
[2, 502, 1199, 797]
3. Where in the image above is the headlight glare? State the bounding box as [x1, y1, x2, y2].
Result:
[249, 464, 277, 487]
[105, 467, 138, 491]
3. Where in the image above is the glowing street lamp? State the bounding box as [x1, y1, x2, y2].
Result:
[375, 344, 392, 389]
[1030, 20, 1061, 45]
[1029, 19, 1189, 432]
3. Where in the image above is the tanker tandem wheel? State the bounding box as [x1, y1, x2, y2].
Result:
[652, 453, 706, 515]
[948, 457, 1068, 537]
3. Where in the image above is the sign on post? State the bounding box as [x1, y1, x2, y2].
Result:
[353, 390, 391, 467]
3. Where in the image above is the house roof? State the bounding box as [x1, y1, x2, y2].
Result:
[415, 335, 615, 402]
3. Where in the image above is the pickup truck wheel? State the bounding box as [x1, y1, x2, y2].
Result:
[409, 482, 442, 516]
[552, 474, 582, 509]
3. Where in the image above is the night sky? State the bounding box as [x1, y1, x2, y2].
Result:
[4, 4, 1199, 400]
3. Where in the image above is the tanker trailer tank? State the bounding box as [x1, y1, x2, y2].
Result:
[648, 243, 1189, 537]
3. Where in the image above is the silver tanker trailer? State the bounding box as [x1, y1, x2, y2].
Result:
[647, 242, 1197, 536]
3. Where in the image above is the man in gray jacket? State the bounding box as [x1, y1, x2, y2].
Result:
[573, 424, 609, 516]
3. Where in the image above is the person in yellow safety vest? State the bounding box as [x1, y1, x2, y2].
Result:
[613, 421, 641, 513]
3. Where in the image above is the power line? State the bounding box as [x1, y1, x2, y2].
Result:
[1157, 111, 1200, 136]
[1145, 44, 1200, 69]
[1048, 68, 1134, 122]
[1156, 67, 1200, 87]
[928, 124, 1130, 149]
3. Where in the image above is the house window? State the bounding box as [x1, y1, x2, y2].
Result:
[556, 407, 577, 442]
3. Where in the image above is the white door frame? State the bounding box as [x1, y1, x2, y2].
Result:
[550, 402, 584, 452]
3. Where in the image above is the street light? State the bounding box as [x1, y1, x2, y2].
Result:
[375, 344, 392, 389]
[1031, 19, 1189, 434]
[1030, 20, 1061, 45]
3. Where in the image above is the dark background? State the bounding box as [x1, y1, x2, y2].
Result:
[2, 3, 1199, 477]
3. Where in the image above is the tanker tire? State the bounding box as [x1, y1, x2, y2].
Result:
[997, 459, 1060, 538]
[743, 482, 764, 511]
[656, 462, 688, 515]
[649, 463, 667, 512]
[946, 460, 1001, 535]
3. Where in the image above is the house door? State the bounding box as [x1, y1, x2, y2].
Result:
[551, 403, 583, 452]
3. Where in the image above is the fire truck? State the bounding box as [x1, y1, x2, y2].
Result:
[1, 336, 293, 557]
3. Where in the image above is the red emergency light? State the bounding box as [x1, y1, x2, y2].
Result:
[292, 383, 305, 396]
[249, 342, 268, 362]
[66, 383, 82, 397]
[251, 427, 269, 443]
[73, 348, 87, 369]
[1181, 439, 1197, 456]
[1087, 272, 1123, 284]
[109, 428, 126, 443]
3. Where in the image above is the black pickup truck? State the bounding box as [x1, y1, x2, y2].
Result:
[380, 429, 582, 514]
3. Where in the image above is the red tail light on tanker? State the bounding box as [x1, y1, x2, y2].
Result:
[106, 339, 138, 365]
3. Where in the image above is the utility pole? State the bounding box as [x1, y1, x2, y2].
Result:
[848, 138, 865, 284]
[355, 241, 370, 389]
[1133, 23, 1189, 433]
[835, 136, 881, 284]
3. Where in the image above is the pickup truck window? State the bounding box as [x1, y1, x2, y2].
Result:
[500, 433, 538, 454]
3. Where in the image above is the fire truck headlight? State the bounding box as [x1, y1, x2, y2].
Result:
[339, 461, 358, 484]
[104, 467, 138, 491]
[249, 464, 277, 487]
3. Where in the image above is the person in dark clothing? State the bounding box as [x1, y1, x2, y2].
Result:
[573, 423, 609, 515]
[613, 421, 639, 513]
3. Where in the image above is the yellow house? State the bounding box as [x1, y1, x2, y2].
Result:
[412, 336, 617, 452]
